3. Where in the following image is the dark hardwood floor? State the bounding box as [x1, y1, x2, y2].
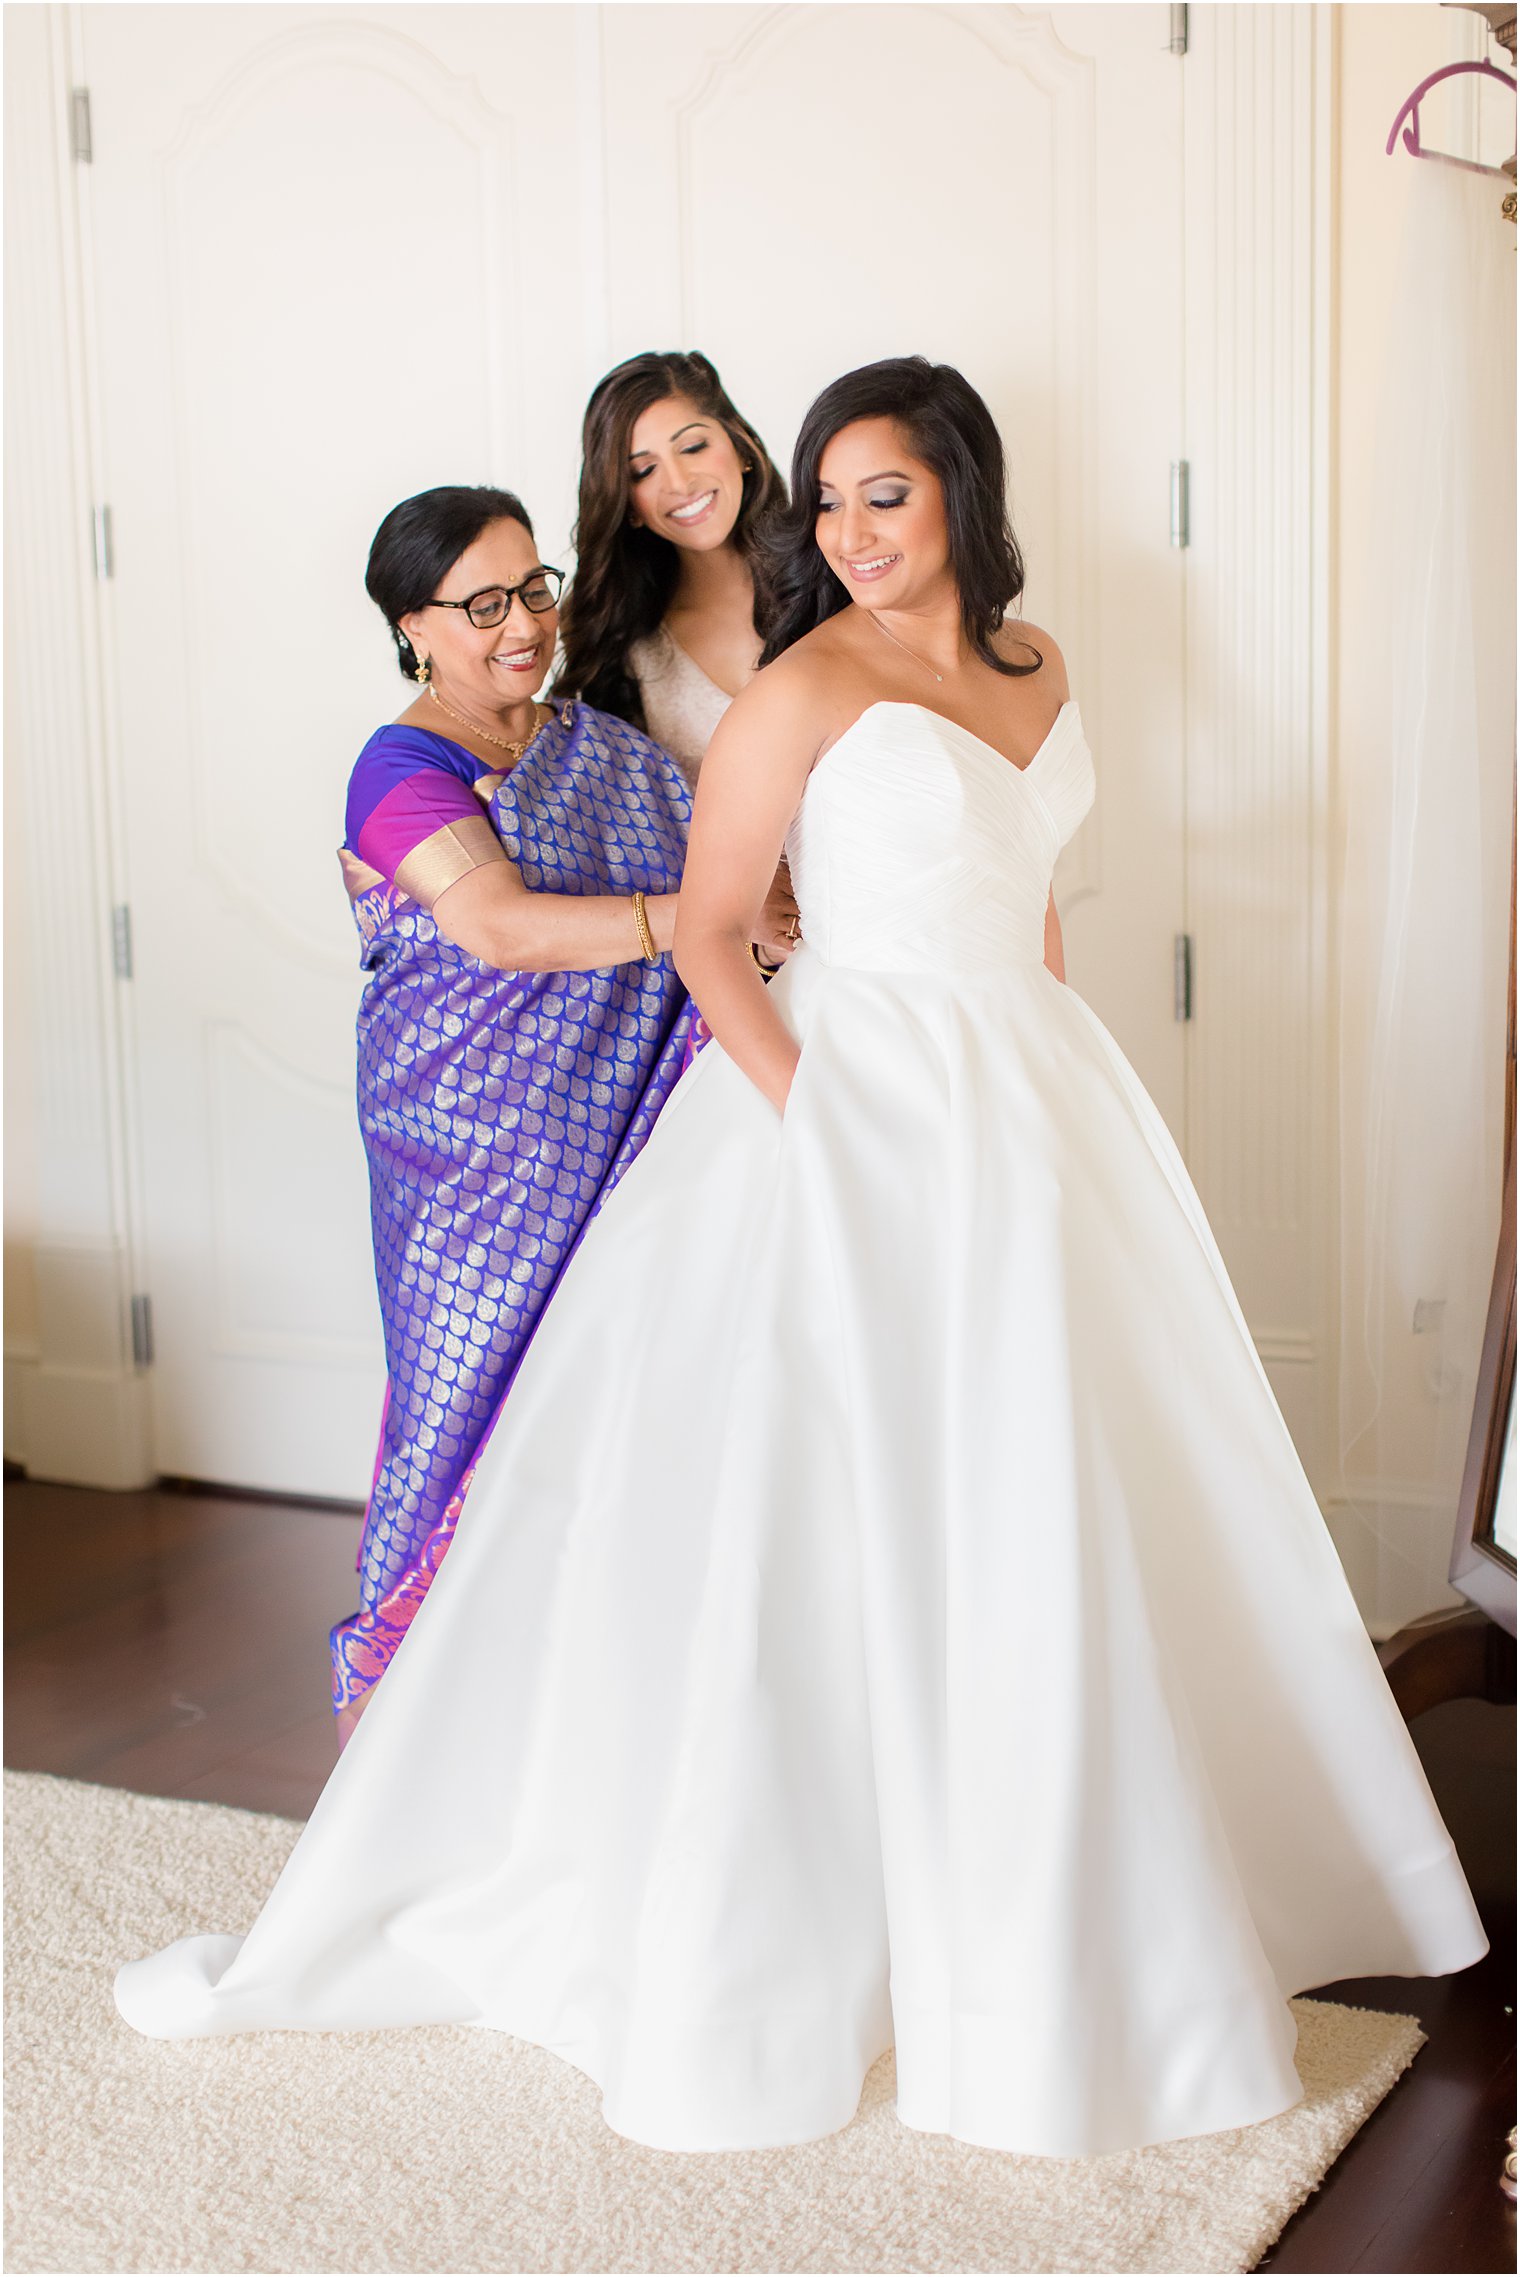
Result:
[4, 1476, 356, 1817]
[5, 1476, 1515, 2274]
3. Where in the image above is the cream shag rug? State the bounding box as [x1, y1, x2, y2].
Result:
[4, 1771, 1423, 2276]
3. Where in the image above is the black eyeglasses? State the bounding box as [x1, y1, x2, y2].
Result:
[425, 567, 564, 628]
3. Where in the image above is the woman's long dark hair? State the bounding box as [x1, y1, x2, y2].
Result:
[554, 351, 787, 728]
[366, 485, 534, 680]
[756, 357, 1039, 677]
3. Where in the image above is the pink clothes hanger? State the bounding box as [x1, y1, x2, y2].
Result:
[1386, 56, 1517, 181]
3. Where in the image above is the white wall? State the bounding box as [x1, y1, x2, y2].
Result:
[1327, 1, 1515, 1625]
[3, 22, 42, 1454]
[4, 740, 42, 1430]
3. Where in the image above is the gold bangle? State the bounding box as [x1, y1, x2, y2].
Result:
[630, 890, 657, 961]
[750, 942, 782, 978]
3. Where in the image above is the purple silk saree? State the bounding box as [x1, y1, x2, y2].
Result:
[332, 700, 696, 1716]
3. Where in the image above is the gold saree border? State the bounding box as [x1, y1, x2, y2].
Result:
[338, 847, 385, 904]
[394, 815, 507, 911]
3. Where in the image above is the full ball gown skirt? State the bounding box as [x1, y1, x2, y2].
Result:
[115, 702, 1486, 2158]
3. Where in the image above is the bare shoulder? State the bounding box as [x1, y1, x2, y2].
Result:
[715, 621, 852, 748]
[999, 617, 1069, 702]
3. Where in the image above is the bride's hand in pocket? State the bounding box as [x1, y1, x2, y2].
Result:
[772, 1046, 802, 1119]
[674, 669, 818, 1111]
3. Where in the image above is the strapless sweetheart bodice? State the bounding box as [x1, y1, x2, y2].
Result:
[785, 700, 1095, 976]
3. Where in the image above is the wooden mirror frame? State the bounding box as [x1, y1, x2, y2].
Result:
[1449, 791, 1517, 1635]
[1451, 1167, 1516, 1634]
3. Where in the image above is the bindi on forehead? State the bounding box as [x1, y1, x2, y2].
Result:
[443, 536, 540, 594]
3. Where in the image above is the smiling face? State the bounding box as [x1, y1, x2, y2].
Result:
[813, 416, 954, 613]
[398, 516, 557, 709]
[625, 394, 750, 552]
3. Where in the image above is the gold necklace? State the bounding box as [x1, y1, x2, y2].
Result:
[868, 610, 952, 685]
[428, 683, 550, 760]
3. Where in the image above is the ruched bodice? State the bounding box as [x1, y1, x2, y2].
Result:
[786, 700, 1094, 975]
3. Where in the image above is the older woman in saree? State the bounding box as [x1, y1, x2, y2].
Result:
[332, 483, 795, 1743]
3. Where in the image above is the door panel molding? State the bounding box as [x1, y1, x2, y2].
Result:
[1182, 2, 1334, 1483]
[3, 1, 151, 1485]
[159, 21, 521, 965]
[668, 1, 1103, 904]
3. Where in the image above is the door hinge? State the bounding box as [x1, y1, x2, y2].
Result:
[1168, 5, 1189, 56]
[1174, 932, 1194, 1022]
[110, 903, 133, 979]
[92, 504, 114, 580]
[130, 1293, 154, 1369]
[1169, 461, 1191, 549]
[69, 87, 93, 163]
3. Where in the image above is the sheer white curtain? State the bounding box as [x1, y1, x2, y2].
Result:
[1337, 163, 1516, 1637]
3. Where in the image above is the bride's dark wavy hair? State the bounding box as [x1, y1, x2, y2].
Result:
[553, 350, 788, 729]
[756, 357, 1039, 677]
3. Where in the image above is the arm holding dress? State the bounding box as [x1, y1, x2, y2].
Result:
[349, 720, 798, 978]
[348, 726, 677, 974]
[436, 851, 798, 973]
[435, 862, 676, 971]
[674, 669, 823, 1115]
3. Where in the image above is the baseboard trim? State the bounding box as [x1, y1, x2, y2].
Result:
[5, 1357, 154, 1490]
[3, 1346, 39, 1469]
[159, 1475, 364, 1517]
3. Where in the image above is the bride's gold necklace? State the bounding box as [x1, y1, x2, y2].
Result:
[428, 682, 550, 761]
[870, 610, 955, 686]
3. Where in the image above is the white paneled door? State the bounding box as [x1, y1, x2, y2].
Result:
[598, 2, 1188, 1087]
[79, 3, 1188, 1496]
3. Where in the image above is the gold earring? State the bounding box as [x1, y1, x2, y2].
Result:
[413, 651, 431, 686]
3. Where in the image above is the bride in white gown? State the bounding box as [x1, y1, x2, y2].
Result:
[116, 357, 1484, 2160]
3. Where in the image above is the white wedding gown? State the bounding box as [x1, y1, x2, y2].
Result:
[116, 700, 1485, 2158]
